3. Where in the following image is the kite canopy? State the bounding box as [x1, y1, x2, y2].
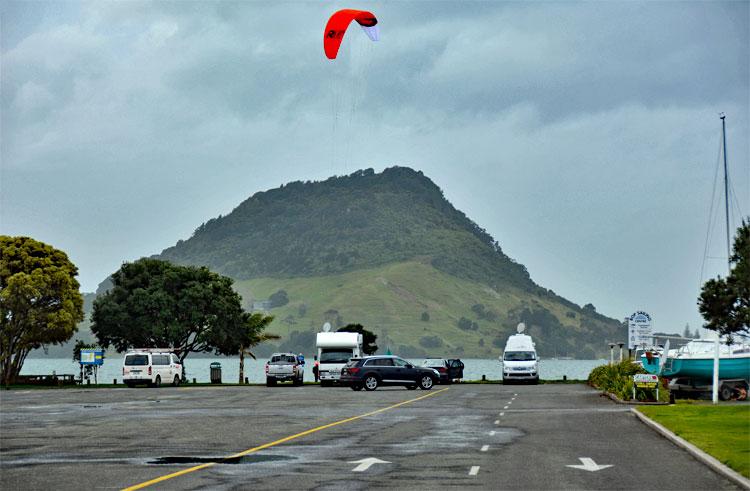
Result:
[324, 9, 379, 59]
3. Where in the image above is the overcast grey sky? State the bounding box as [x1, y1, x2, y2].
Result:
[2, 1, 748, 334]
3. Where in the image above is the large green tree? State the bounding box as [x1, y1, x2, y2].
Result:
[91, 258, 246, 365]
[337, 323, 378, 355]
[210, 311, 279, 384]
[699, 219, 750, 339]
[1, 236, 84, 385]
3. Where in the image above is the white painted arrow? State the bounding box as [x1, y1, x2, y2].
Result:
[566, 457, 613, 472]
[349, 457, 391, 472]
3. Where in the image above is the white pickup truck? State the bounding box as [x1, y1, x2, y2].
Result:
[265, 353, 304, 387]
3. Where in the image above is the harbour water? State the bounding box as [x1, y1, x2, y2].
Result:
[21, 357, 605, 384]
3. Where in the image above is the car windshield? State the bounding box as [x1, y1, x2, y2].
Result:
[504, 351, 536, 361]
[270, 355, 297, 363]
[320, 349, 353, 364]
[421, 359, 444, 366]
[124, 354, 148, 366]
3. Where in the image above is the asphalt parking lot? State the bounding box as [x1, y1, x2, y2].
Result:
[0, 383, 740, 490]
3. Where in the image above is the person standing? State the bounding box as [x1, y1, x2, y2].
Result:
[312, 355, 319, 383]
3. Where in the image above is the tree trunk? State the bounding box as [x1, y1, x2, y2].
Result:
[239, 347, 245, 384]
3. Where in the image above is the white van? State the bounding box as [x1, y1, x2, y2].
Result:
[122, 349, 182, 387]
[500, 324, 539, 384]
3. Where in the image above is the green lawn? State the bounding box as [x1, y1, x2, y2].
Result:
[637, 404, 750, 478]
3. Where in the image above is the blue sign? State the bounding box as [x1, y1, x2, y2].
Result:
[80, 349, 104, 366]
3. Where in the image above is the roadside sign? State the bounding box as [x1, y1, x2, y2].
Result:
[633, 373, 659, 401]
[80, 349, 104, 366]
[633, 374, 658, 388]
[628, 311, 653, 349]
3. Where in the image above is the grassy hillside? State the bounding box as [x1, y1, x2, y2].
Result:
[233, 260, 622, 359]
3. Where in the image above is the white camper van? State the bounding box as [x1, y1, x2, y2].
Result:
[316, 330, 363, 386]
[500, 323, 539, 384]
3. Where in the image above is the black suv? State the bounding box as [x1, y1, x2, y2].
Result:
[340, 356, 439, 391]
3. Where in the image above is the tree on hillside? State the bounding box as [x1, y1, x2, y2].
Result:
[338, 323, 378, 355]
[91, 258, 246, 367]
[699, 219, 750, 339]
[1, 236, 84, 385]
[269, 290, 289, 308]
[682, 324, 691, 339]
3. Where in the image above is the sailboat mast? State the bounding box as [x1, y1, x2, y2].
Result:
[721, 113, 730, 272]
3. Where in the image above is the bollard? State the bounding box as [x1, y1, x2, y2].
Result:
[113, 379, 117, 385]
[86, 379, 90, 385]
[192, 378, 197, 384]
[482, 374, 486, 381]
[563, 375, 567, 381]
[244, 377, 249, 384]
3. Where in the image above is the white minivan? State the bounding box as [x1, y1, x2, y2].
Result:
[122, 349, 182, 387]
[500, 324, 539, 384]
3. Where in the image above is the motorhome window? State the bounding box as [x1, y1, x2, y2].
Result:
[504, 351, 536, 361]
[320, 349, 352, 363]
[125, 355, 148, 366]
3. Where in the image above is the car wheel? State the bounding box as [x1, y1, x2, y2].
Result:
[406, 385, 417, 390]
[364, 375, 379, 391]
[419, 375, 434, 390]
[154, 375, 161, 388]
[172, 376, 180, 387]
[125, 382, 134, 388]
[351, 384, 363, 391]
[266, 377, 276, 387]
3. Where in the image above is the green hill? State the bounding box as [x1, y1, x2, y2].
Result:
[151, 167, 624, 358]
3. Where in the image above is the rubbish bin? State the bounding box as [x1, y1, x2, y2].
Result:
[210, 362, 222, 384]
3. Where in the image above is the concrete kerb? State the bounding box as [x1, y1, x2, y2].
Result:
[631, 408, 750, 490]
[602, 391, 668, 405]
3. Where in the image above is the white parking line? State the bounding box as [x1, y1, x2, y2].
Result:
[489, 431, 496, 436]
[480, 445, 489, 452]
[503, 405, 509, 409]
[499, 412, 505, 416]
[507, 400, 513, 404]
[514, 393, 518, 396]
[494, 419, 500, 425]
[469, 466, 480, 476]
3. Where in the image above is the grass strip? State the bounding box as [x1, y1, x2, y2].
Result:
[637, 403, 750, 478]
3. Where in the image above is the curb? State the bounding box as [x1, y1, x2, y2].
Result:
[602, 391, 668, 405]
[631, 408, 750, 490]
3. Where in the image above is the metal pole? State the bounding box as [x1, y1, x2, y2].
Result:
[713, 337, 720, 404]
[609, 343, 615, 365]
[618, 343, 624, 362]
[721, 114, 731, 272]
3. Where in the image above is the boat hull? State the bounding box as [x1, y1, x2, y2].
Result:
[641, 354, 750, 380]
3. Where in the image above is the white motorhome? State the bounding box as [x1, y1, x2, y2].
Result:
[500, 324, 539, 384]
[316, 331, 363, 386]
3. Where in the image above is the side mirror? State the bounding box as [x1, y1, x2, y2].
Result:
[406, 364, 413, 369]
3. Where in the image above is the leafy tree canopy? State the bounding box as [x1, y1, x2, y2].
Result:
[1, 236, 84, 385]
[91, 258, 246, 361]
[338, 323, 378, 355]
[699, 219, 750, 339]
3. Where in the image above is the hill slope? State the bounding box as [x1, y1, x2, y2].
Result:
[153, 167, 624, 358]
[160, 167, 533, 292]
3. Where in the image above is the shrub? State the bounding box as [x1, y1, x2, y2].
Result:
[588, 360, 665, 401]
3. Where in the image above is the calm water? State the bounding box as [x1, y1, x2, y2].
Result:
[21, 357, 605, 384]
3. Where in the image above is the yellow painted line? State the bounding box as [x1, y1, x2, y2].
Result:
[123, 387, 449, 490]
